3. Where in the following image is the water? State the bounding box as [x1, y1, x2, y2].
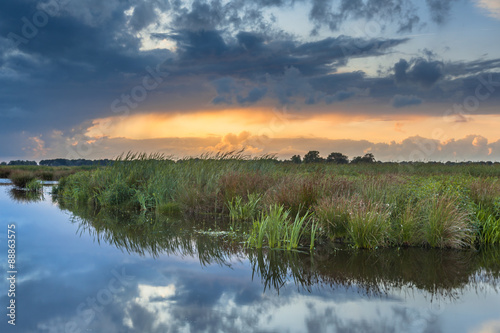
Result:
[0, 182, 499, 333]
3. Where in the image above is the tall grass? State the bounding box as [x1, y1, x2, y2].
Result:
[392, 202, 423, 246]
[345, 199, 392, 249]
[315, 196, 350, 239]
[26, 179, 43, 192]
[477, 208, 500, 245]
[55, 153, 500, 250]
[422, 195, 471, 248]
[227, 193, 262, 222]
[9, 170, 36, 188]
[246, 205, 314, 250]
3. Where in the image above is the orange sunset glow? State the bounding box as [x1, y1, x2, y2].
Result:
[85, 110, 500, 146]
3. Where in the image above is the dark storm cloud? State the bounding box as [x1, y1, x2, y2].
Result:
[129, 1, 171, 31]
[445, 58, 500, 77]
[426, 0, 458, 24]
[307, 0, 422, 34]
[0, 0, 176, 156]
[168, 0, 458, 37]
[237, 86, 268, 104]
[394, 58, 444, 88]
[163, 28, 408, 105]
[304, 0, 461, 35]
[391, 94, 423, 108]
[0, 0, 497, 161]
[168, 29, 408, 78]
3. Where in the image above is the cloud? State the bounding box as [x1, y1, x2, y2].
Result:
[475, 0, 500, 20]
[236, 87, 268, 104]
[394, 122, 405, 133]
[324, 89, 359, 104]
[307, 0, 422, 34]
[394, 58, 444, 88]
[391, 94, 423, 108]
[0, 0, 498, 161]
[16, 126, 500, 163]
[168, 29, 408, 80]
[205, 131, 263, 155]
[426, 0, 458, 24]
[211, 77, 238, 104]
[165, 30, 407, 106]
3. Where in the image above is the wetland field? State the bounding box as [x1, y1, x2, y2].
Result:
[1, 155, 500, 332]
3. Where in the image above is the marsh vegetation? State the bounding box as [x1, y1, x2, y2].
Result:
[53, 153, 500, 249]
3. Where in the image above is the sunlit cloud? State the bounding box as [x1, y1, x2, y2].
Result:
[475, 0, 500, 19]
[84, 110, 500, 146]
[469, 319, 500, 333]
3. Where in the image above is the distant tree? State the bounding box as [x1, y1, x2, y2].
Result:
[0, 162, 6, 165]
[8, 160, 37, 166]
[351, 153, 376, 164]
[290, 155, 302, 164]
[326, 152, 349, 164]
[303, 151, 324, 163]
[39, 159, 113, 166]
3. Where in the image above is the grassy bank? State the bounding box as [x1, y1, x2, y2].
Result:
[56, 153, 500, 249]
[0, 165, 94, 189]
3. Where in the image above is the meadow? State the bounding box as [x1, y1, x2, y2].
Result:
[54, 153, 500, 250]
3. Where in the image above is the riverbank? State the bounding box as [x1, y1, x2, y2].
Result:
[0, 165, 95, 188]
[55, 153, 500, 249]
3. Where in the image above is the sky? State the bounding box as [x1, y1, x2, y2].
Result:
[0, 0, 499, 162]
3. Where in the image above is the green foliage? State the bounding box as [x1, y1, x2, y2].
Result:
[227, 193, 262, 222]
[303, 151, 324, 163]
[422, 195, 471, 248]
[290, 155, 301, 164]
[246, 205, 313, 250]
[157, 202, 182, 216]
[310, 220, 319, 250]
[326, 152, 349, 164]
[392, 203, 423, 246]
[477, 208, 500, 245]
[26, 179, 43, 192]
[351, 153, 376, 164]
[267, 176, 321, 216]
[343, 199, 392, 249]
[315, 196, 350, 239]
[55, 153, 500, 249]
[9, 170, 36, 188]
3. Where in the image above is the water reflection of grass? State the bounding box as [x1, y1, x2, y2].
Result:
[63, 203, 245, 266]
[56, 153, 500, 249]
[61, 201, 500, 299]
[248, 247, 500, 299]
[8, 188, 45, 203]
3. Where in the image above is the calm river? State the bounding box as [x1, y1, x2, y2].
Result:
[0, 182, 499, 333]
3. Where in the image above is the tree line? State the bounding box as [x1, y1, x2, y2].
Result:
[1, 154, 498, 166]
[290, 151, 376, 164]
[0, 159, 113, 166]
